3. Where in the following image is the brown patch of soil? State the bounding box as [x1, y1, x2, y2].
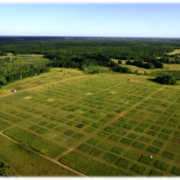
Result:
[172, 137, 180, 144]
[25, 96, 32, 99]
[86, 93, 92, 95]
[111, 91, 116, 94]
[47, 99, 54, 102]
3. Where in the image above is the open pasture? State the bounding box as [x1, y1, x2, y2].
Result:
[0, 70, 180, 176]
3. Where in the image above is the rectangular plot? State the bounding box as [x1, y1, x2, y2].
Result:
[4, 127, 66, 158]
[59, 151, 131, 176]
[0, 119, 12, 131]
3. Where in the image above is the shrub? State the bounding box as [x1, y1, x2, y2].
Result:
[154, 161, 169, 171]
[108, 135, 121, 141]
[172, 167, 180, 176]
[116, 158, 131, 169]
[103, 153, 118, 163]
[155, 75, 177, 85]
[139, 155, 153, 165]
[149, 170, 164, 176]
[133, 142, 146, 150]
[90, 148, 103, 157]
[120, 138, 133, 145]
[111, 146, 124, 154]
[78, 144, 92, 152]
[131, 164, 147, 175]
[146, 146, 160, 154]
[161, 151, 175, 159]
[87, 138, 99, 145]
[152, 140, 164, 148]
[158, 133, 169, 140]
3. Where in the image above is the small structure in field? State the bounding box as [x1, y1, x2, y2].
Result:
[12, 89, 16, 92]
[150, 156, 153, 159]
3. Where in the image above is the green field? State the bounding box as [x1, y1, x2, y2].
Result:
[0, 67, 180, 176]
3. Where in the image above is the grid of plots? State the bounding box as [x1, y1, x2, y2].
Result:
[0, 75, 180, 176]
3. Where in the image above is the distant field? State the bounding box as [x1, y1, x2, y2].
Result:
[111, 58, 180, 74]
[0, 54, 50, 67]
[0, 68, 180, 176]
[166, 49, 180, 56]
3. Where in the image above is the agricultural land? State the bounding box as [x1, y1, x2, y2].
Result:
[0, 37, 180, 176]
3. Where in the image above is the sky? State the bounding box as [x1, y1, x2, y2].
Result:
[0, 3, 180, 37]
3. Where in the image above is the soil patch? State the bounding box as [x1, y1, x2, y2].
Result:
[86, 93, 92, 95]
[48, 99, 54, 102]
[172, 137, 180, 144]
[25, 96, 32, 99]
[111, 91, 116, 94]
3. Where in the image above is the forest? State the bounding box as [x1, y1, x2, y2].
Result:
[0, 37, 180, 86]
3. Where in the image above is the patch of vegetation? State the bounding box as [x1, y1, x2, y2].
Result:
[63, 130, 75, 136]
[154, 161, 169, 171]
[103, 153, 119, 163]
[162, 128, 173, 134]
[78, 143, 92, 152]
[131, 164, 147, 175]
[146, 146, 160, 154]
[149, 170, 164, 176]
[87, 138, 100, 145]
[59, 151, 131, 176]
[116, 158, 131, 169]
[73, 133, 85, 139]
[132, 141, 146, 150]
[158, 133, 169, 140]
[98, 131, 110, 137]
[152, 140, 164, 148]
[120, 138, 133, 145]
[139, 136, 151, 143]
[108, 135, 121, 141]
[90, 148, 103, 157]
[155, 75, 177, 85]
[111, 146, 124, 155]
[171, 167, 180, 176]
[161, 151, 175, 159]
[125, 151, 139, 160]
[139, 155, 153, 165]
[4, 127, 66, 158]
[127, 133, 138, 139]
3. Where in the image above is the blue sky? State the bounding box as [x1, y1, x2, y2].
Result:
[0, 3, 180, 37]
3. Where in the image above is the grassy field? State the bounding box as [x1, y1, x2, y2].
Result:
[111, 58, 180, 75]
[0, 66, 180, 176]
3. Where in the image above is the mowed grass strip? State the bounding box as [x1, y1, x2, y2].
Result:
[3, 127, 67, 158]
[59, 151, 131, 176]
[0, 134, 76, 176]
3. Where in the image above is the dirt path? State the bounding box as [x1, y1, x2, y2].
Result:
[0, 132, 87, 177]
